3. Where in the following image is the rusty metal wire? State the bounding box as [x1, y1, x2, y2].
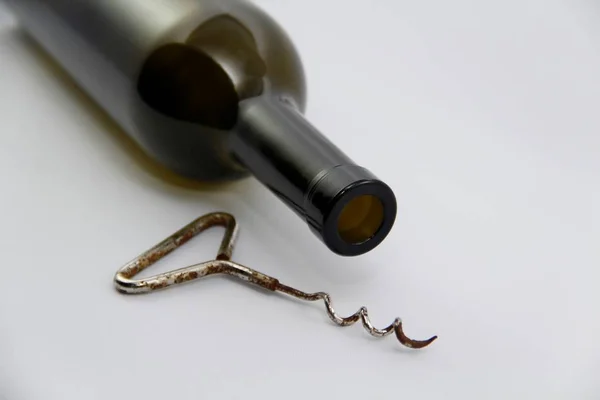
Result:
[114, 212, 437, 350]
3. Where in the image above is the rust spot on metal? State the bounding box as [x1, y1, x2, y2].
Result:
[395, 322, 437, 349]
[149, 279, 169, 290]
[177, 229, 196, 246]
[122, 264, 143, 278]
[147, 250, 166, 265]
[173, 270, 201, 284]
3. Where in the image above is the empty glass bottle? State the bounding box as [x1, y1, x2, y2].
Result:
[5, 0, 397, 256]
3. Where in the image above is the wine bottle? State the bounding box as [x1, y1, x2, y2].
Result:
[5, 0, 397, 256]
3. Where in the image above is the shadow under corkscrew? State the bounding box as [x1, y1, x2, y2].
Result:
[114, 212, 437, 350]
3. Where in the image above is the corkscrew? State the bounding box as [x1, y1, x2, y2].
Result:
[114, 212, 437, 350]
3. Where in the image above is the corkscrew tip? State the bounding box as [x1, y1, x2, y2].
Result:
[395, 322, 438, 349]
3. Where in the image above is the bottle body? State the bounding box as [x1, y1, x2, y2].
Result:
[6, 0, 306, 180]
[6, 0, 398, 256]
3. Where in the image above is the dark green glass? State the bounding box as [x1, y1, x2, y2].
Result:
[6, 0, 397, 256]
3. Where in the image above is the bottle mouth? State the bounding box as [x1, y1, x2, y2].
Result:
[305, 166, 397, 257]
[324, 181, 396, 256]
[337, 194, 385, 245]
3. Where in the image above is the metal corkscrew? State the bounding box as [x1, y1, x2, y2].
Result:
[114, 212, 437, 350]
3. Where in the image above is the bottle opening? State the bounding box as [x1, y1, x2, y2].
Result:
[337, 195, 385, 245]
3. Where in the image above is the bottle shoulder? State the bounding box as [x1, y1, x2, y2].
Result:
[131, 1, 308, 181]
[137, 1, 307, 127]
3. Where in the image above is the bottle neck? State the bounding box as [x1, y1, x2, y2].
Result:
[229, 96, 397, 256]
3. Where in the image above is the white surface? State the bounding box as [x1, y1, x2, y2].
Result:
[1, 1, 599, 399]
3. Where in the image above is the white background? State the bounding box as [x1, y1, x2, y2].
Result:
[1, 1, 599, 399]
